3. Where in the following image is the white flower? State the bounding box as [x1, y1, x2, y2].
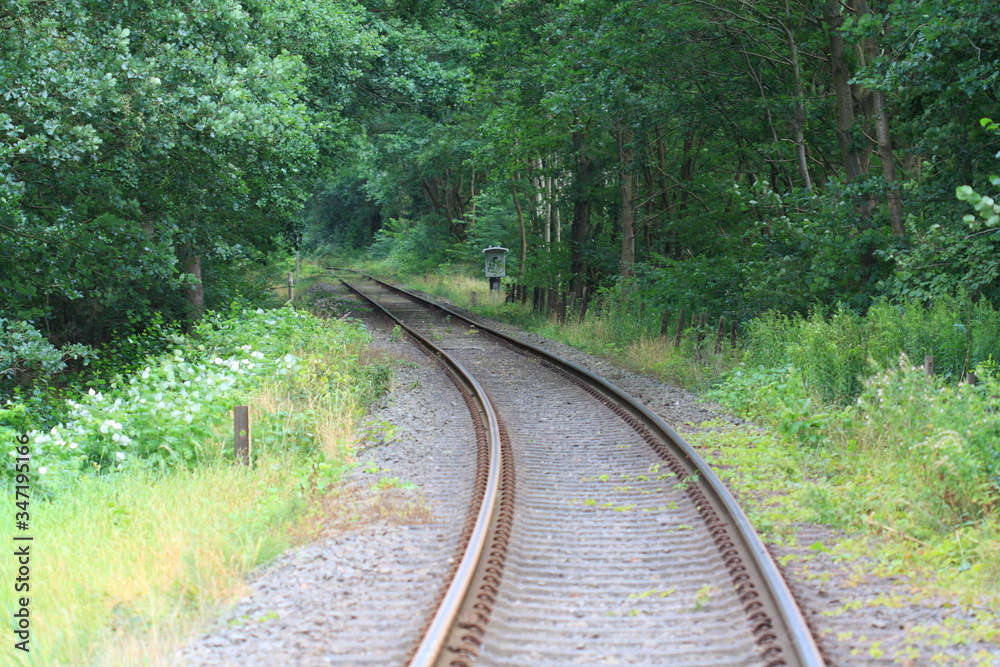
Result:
[115, 452, 125, 461]
[88, 388, 96, 396]
[38, 466, 47, 474]
[69, 442, 78, 450]
[256, 308, 265, 314]
[99, 419, 121, 434]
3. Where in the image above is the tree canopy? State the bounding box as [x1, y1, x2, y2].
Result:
[4, 0, 1000, 354]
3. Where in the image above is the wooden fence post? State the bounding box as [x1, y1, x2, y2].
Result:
[715, 316, 727, 354]
[288, 273, 294, 302]
[730, 320, 738, 347]
[674, 309, 686, 347]
[234, 406, 250, 466]
[660, 310, 671, 339]
[924, 355, 935, 376]
[694, 313, 708, 357]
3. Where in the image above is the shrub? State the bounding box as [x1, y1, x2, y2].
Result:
[854, 355, 1000, 532]
[0, 319, 95, 393]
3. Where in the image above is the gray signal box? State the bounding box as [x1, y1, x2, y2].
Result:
[483, 246, 508, 291]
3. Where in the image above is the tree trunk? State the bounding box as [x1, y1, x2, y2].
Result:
[783, 7, 813, 190]
[855, 0, 904, 237]
[511, 179, 527, 281]
[824, 0, 863, 183]
[617, 125, 636, 278]
[873, 88, 904, 236]
[179, 245, 205, 325]
[569, 126, 593, 298]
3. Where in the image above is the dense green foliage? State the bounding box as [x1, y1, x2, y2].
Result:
[6, 0, 1000, 393]
[1, 307, 376, 495]
[0, 0, 388, 369]
[303, 0, 1000, 320]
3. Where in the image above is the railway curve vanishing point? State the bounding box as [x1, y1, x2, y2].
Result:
[336, 271, 825, 667]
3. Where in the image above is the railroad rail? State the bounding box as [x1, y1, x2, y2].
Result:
[335, 271, 825, 667]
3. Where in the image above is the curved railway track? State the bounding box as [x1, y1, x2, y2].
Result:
[336, 271, 824, 667]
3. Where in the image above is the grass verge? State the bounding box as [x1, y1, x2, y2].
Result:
[0, 307, 392, 665]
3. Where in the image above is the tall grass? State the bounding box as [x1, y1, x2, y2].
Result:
[710, 296, 1000, 577]
[2, 455, 310, 666]
[744, 295, 1000, 404]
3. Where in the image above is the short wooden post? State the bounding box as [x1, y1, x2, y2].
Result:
[470, 291, 478, 306]
[730, 320, 738, 347]
[715, 316, 727, 354]
[660, 310, 671, 339]
[964, 371, 978, 385]
[694, 313, 707, 358]
[234, 406, 250, 465]
[288, 273, 294, 302]
[674, 309, 686, 347]
[924, 355, 935, 376]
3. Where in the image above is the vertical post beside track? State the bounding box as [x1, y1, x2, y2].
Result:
[234, 406, 251, 465]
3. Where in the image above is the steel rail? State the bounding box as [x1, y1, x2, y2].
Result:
[348, 272, 825, 667]
[336, 277, 504, 667]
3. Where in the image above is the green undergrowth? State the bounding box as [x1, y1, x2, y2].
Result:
[683, 422, 1000, 603]
[0, 305, 392, 665]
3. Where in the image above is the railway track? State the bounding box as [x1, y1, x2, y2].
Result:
[334, 272, 824, 667]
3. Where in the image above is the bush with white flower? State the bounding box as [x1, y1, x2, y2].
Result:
[4, 305, 372, 494]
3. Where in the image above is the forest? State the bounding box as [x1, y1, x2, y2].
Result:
[2, 0, 999, 359]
